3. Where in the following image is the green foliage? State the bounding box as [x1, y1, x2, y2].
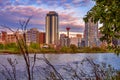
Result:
[84, 0, 120, 54]
[111, 71, 120, 80]
[77, 47, 92, 53]
[5, 43, 17, 49]
[29, 43, 40, 49]
[0, 43, 4, 50]
[91, 47, 107, 53]
[70, 44, 78, 53]
[60, 46, 72, 53]
[77, 47, 108, 53]
[0, 43, 20, 53]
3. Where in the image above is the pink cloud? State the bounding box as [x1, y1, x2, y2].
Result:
[59, 12, 84, 29]
[59, 12, 77, 21]
[0, 5, 84, 33]
[64, 4, 72, 9]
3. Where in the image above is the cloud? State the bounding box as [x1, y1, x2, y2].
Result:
[0, 4, 85, 33]
[58, 10, 84, 33]
[36, 0, 42, 4]
[0, 0, 95, 33]
[0, 0, 11, 7]
[63, 3, 73, 9]
[60, 21, 84, 32]
[72, 0, 90, 7]
[73, 0, 82, 3]
[0, 5, 47, 30]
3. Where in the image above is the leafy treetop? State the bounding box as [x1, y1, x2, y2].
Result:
[84, 0, 120, 54]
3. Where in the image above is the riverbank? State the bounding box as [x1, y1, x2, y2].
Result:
[0, 47, 111, 54]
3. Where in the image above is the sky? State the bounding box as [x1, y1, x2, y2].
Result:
[0, 0, 95, 36]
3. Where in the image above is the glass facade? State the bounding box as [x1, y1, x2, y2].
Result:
[84, 19, 98, 47]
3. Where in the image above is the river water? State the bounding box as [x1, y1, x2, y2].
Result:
[0, 53, 120, 80]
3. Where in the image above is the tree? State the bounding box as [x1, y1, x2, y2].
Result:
[5, 43, 17, 49]
[84, 0, 120, 54]
[0, 43, 4, 50]
[1, 17, 36, 80]
[29, 43, 40, 50]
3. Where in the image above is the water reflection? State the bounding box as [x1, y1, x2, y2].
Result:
[0, 53, 120, 70]
[0, 53, 120, 80]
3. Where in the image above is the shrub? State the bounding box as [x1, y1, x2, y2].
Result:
[60, 46, 72, 53]
[29, 43, 40, 50]
[5, 43, 17, 49]
[70, 44, 78, 53]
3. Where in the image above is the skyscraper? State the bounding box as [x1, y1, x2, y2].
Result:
[46, 11, 59, 45]
[84, 19, 98, 47]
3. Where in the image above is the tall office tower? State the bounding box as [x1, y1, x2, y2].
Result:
[46, 11, 59, 44]
[84, 19, 98, 47]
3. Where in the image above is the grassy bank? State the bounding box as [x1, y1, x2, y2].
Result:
[0, 43, 111, 54]
[0, 46, 110, 54]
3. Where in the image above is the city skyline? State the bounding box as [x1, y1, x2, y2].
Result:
[0, 0, 95, 36]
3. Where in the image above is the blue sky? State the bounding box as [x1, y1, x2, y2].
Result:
[0, 0, 95, 35]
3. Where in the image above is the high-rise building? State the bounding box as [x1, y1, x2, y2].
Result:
[46, 11, 59, 45]
[26, 28, 39, 44]
[70, 34, 82, 47]
[81, 38, 85, 47]
[84, 19, 98, 47]
[76, 34, 82, 47]
[60, 34, 70, 47]
[60, 34, 66, 47]
[70, 37, 78, 46]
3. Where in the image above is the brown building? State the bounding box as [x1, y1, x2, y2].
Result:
[7, 32, 23, 43]
[7, 34, 16, 43]
[0, 31, 23, 44]
[39, 32, 46, 44]
[1, 31, 7, 41]
[76, 34, 82, 38]
[0, 31, 7, 44]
